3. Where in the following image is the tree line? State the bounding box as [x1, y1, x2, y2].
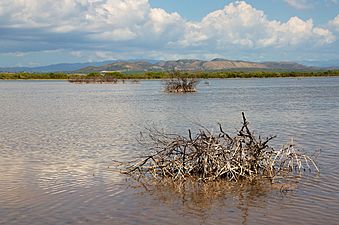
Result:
[1, 70, 339, 80]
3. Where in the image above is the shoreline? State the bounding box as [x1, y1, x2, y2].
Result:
[1, 70, 339, 80]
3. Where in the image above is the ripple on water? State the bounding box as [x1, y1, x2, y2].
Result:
[0, 78, 339, 225]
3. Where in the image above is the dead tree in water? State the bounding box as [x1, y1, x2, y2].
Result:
[118, 113, 319, 182]
[164, 69, 199, 93]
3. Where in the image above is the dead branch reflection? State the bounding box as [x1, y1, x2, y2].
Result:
[126, 176, 301, 225]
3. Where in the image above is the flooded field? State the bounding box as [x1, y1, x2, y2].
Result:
[1, 78, 339, 225]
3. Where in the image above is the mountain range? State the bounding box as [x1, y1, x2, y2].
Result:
[0, 60, 116, 73]
[1, 58, 337, 73]
[76, 59, 317, 73]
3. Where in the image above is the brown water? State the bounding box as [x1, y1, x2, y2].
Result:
[0, 78, 339, 225]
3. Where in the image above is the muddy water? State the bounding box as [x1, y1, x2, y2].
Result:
[0, 78, 339, 225]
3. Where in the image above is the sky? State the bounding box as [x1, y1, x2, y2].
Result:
[0, 0, 338, 67]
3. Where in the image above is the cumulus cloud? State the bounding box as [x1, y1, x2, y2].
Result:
[329, 14, 339, 32]
[179, 1, 335, 49]
[0, 0, 336, 62]
[0, 0, 185, 44]
[0, 0, 88, 28]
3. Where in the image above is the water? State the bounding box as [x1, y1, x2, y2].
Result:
[0, 78, 339, 225]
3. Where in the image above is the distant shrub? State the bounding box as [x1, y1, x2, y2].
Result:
[164, 70, 199, 93]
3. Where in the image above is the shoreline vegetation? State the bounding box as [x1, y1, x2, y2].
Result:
[0, 70, 339, 80]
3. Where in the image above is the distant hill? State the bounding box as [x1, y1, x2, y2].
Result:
[75, 58, 314, 73]
[1, 58, 332, 73]
[79, 61, 156, 73]
[261, 61, 313, 70]
[298, 60, 339, 68]
[0, 60, 117, 73]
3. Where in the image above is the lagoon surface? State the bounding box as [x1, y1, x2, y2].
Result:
[1, 78, 339, 225]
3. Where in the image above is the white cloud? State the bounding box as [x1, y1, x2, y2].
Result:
[0, 0, 185, 44]
[0, 0, 336, 62]
[88, 28, 137, 41]
[179, 1, 335, 49]
[329, 14, 339, 32]
[284, 0, 313, 9]
[148, 8, 180, 34]
[313, 27, 336, 44]
[3, 51, 28, 57]
[0, 0, 88, 28]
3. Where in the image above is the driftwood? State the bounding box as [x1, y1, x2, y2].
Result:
[165, 77, 199, 92]
[119, 113, 319, 182]
[164, 70, 199, 93]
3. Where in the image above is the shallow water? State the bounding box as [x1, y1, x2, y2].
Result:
[0, 78, 339, 225]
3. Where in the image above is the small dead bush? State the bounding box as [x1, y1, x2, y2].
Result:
[118, 113, 319, 182]
[164, 70, 199, 93]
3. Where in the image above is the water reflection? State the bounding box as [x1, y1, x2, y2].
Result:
[127, 176, 300, 225]
[1, 78, 339, 225]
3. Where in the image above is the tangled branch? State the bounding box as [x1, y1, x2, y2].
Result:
[164, 69, 199, 93]
[119, 112, 319, 182]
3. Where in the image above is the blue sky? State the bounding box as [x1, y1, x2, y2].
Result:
[0, 0, 338, 67]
